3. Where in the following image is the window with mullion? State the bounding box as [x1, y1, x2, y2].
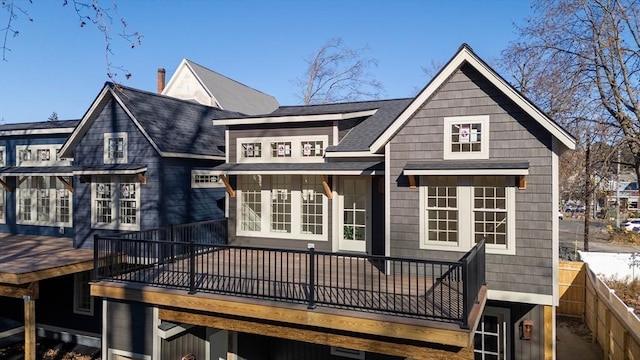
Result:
[473, 177, 507, 246]
[425, 177, 458, 245]
[301, 175, 323, 235]
[92, 175, 139, 230]
[270, 175, 292, 233]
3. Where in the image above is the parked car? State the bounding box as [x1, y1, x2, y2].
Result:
[621, 218, 640, 232]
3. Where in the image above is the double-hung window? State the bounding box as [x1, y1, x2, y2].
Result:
[16, 176, 72, 227]
[104, 132, 128, 164]
[237, 174, 327, 240]
[420, 176, 515, 254]
[92, 175, 140, 230]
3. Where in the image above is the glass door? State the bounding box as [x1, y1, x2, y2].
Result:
[339, 177, 368, 252]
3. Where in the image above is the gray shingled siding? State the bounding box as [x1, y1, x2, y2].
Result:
[72, 98, 162, 248]
[389, 64, 554, 296]
[107, 300, 153, 356]
[228, 124, 334, 164]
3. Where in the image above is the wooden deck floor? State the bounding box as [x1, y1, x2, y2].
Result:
[105, 248, 465, 322]
[0, 234, 93, 284]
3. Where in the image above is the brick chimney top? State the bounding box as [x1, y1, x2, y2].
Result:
[157, 68, 166, 94]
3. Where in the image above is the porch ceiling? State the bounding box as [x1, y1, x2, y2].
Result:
[0, 235, 93, 285]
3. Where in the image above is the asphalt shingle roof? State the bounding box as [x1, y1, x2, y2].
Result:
[111, 83, 243, 157]
[186, 60, 279, 115]
[0, 119, 80, 132]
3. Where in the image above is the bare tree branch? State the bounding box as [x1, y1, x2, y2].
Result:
[295, 37, 384, 105]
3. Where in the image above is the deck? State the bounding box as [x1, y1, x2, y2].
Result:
[0, 234, 93, 285]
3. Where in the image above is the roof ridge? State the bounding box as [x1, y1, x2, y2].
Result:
[184, 59, 278, 100]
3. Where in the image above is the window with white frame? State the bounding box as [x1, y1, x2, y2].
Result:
[443, 115, 489, 159]
[0, 177, 5, 224]
[16, 176, 72, 226]
[15, 145, 70, 167]
[92, 175, 140, 230]
[73, 271, 93, 315]
[237, 174, 327, 240]
[419, 175, 515, 254]
[236, 136, 328, 163]
[191, 170, 224, 188]
[104, 132, 128, 164]
[0, 146, 6, 167]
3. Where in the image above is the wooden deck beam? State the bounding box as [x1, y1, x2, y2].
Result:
[92, 282, 472, 347]
[160, 308, 472, 360]
[0, 281, 39, 299]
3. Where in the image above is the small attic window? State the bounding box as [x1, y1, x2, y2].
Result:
[104, 132, 128, 164]
[443, 115, 489, 160]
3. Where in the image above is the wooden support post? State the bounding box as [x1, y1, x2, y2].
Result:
[408, 175, 416, 189]
[137, 173, 147, 185]
[24, 295, 36, 360]
[604, 307, 611, 360]
[220, 175, 236, 198]
[0, 178, 14, 192]
[57, 176, 74, 193]
[321, 175, 333, 200]
[544, 306, 553, 360]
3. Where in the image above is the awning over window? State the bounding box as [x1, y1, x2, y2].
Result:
[403, 160, 529, 176]
[210, 161, 384, 175]
[72, 164, 148, 175]
[0, 166, 73, 177]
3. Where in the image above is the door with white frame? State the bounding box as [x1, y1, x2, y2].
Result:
[339, 177, 369, 252]
[474, 307, 510, 360]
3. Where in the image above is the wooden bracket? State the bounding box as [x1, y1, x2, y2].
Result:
[80, 175, 91, 184]
[321, 175, 333, 200]
[57, 176, 73, 193]
[0, 178, 14, 192]
[0, 281, 39, 299]
[517, 176, 526, 190]
[137, 172, 147, 185]
[408, 175, 416, 189]
[220, 174, 236, 198]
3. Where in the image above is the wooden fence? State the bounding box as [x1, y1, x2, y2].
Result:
[558, 260, 640, 359]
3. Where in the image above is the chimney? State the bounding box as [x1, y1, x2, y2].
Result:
[157, 67, 166, 94]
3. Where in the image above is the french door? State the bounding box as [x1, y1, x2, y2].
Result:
[339, 177, 369, 252]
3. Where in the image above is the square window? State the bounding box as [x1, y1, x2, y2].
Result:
[443, 116, 489, 160]
[103, 132, 128, 164]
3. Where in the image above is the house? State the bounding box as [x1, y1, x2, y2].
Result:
[91, 44, 575, 360]
[0, 120, 99, 357]
[160, 58, 280, 115]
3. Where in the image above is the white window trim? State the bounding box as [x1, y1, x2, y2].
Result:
[419, 176, 516, 255]
[15, 144, 70, 167]
[91, 176, 141, 231]
[236, 135, 328, 163]
[16, 176, 73, 227]
[443, 115, 490, 160]
[73, 271, 94, 316]
[191, 169, 225, 188]
[0, 176, 5, 224]
[0, 145, 6, 167]
[103, 132, 128, 164]
[236, 175, 328, 241]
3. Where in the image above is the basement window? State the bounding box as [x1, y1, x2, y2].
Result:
[73, 271, 93, 316]
[330, 347, 365, 360]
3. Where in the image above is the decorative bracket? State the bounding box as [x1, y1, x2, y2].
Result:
[321, 175, 333, 200]
[408, 175, 416, 189]
[137, 172, 147, 185]
[0, 178, 14, 192]
[220, 174, 236, 197]
[57, 176, 73, 193]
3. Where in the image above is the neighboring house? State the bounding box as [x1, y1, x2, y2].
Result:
[91, 44, 575, 360]
[58, 82, 238, 249]
[0, 120, 99, 354]
[161, 58, 280, 115]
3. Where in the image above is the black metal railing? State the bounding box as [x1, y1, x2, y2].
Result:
[93, 224, 485, 328]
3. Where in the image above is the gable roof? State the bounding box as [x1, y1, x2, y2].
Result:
[0, 119, 80, 136]
[370, 44, 576, 153]
[164, 59, 279, 115]
[59, 83, 241, 160]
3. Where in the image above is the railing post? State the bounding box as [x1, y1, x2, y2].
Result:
[307, 243, 316, 309]
[93, 234, 100, 281]
[188, 238, 196, 294]
[169, 224, 175, 263]
[461, 257, 470, 329]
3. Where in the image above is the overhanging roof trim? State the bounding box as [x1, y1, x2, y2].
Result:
[211, 162, 384, 175]
[370, 45, 576, 153]
[73, 165, 148, 175]
[214, 109, 378, 126]
[404, 160, 529, 176]
[0, 166, 73, 176]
